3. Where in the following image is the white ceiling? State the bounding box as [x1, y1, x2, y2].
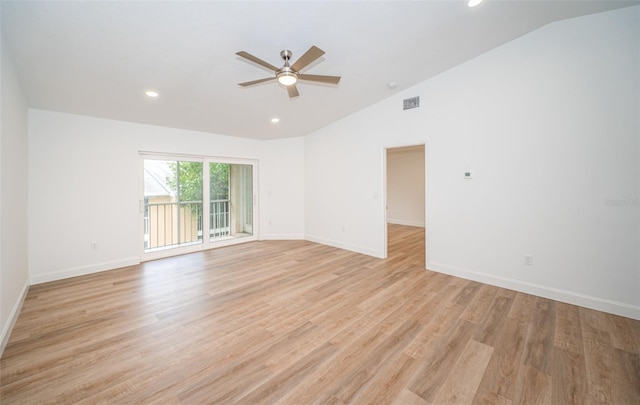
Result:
[2, 0, 637, 140]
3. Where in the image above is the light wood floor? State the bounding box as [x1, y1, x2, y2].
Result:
[1, 225, 638, 404]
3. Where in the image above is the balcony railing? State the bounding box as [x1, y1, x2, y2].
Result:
[144, 201, 202, 251]
[210, 199, 230, 239]
[144, 199, 231, 251]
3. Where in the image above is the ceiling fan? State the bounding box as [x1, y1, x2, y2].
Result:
[236, 46, 341, 98]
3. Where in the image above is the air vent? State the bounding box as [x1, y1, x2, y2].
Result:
[403, 96, 420, 110]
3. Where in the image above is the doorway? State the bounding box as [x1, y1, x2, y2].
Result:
[384, 144, 426, 267]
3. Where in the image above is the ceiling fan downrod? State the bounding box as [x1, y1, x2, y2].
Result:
[277, 50, 298, 86]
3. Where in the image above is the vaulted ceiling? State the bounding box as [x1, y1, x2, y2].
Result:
[2, 1, 637, 140]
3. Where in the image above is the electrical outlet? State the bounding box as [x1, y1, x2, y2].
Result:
[524, 255, 533, 265]
[90, 241, 98, 250]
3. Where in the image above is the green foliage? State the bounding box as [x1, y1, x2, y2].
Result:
[210, 163, 229, 201]
[166, 161, 203, 202]
[166, 161, 229, 202]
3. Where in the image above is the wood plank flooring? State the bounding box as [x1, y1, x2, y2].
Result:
[1, 224, 639, 404]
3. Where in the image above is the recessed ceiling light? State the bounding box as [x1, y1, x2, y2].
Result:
[271, 118, 280, 124]
[388, 82, 398, 90]
[145, 90, 159, 98]
[468, 0, 484, 7]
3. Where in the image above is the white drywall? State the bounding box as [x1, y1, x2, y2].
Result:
[28, 110, 305, 283]
[0, 36, 30, 355]
[305, 6, 640, 319]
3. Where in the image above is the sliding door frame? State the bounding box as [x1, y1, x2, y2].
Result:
[140, 152, 259, 262]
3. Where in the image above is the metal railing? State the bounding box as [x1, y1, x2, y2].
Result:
[144, 201, 202, 251]
[210, 199, 230, 239]
[144, 199, 231, 251]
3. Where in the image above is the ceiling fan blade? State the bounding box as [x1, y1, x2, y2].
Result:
[291, 46, 325, 72]
[298, 74, 341, 85]
[238, 77, 276, 87]
[236, 51, 279, 72]
[287, 84, 300, 98]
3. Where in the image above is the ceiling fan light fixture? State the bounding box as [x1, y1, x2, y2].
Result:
[277, 71, 298, 86]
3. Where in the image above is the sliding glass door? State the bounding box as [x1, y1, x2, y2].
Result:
[142, 155, 257, 258]
[143, 159, 203, 251]
[208, 163, 253, 241]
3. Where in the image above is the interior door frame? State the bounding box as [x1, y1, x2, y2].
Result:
[382, 142, 428, 268]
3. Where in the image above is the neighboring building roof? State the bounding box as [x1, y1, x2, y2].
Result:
[144, 160, 174, 197]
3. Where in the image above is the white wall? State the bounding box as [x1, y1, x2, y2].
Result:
[258, 137, 305, 240]
[28, 110, 305, 283]
[0, 36, 30, 354]
[305, 6, 640, 319]
[387, 146, 425, 227]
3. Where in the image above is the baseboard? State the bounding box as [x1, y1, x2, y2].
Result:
[387, 219, 425, 228]
[305, 235, 384, 259]
[427, 261, 640, 321]
[30, 257, 140, 285]
[259, 233, 305, 241]
[1, 277, 30, 357]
